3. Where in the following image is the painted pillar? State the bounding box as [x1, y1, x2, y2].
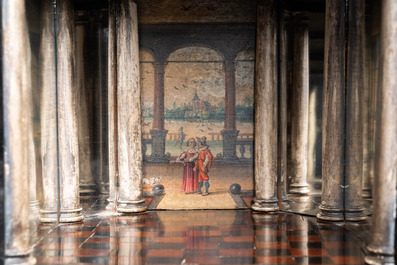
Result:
[75, 14, 96, 196]
[107, 0, 117, 210]
[317, 0, 345, 222]
[221, 61, 239, 161]
[39, 0, 59, 222]
[56, 0, 83, 222]
[116, 0, 147, 213]
[149, 61, 168, 163]
[252, 0, 279, 212]
[290, 17, 310, 195]
[345, 0, 366, 221]
[365, 0, 397, 263]
[2, 0, 33, 256]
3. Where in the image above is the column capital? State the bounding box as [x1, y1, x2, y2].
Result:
[223, 61, 236, 71]
[153, 61, 167, 74]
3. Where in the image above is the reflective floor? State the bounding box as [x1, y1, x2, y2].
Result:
[29, 196, 370, 265]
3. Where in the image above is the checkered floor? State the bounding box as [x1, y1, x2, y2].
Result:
[29, 197, 369, 265]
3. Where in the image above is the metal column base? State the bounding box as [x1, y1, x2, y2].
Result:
[251, 198, 279, 212]
[289, 184, 310, 195]
[345, 208, 368, 222]
[40, 208, 84, 223]
[117, 199, 147, 213]
[365, 253, 395, 265]
[316, 205, 344, 222]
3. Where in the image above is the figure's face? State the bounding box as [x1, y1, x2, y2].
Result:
[189, 141, 196, 148]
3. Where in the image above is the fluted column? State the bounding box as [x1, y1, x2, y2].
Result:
[290, 17, 310, 195]
[75, 15, 96, 196]
[317, 0, 346, 222]
[345, 0, 366, 221]
[116, 0, 146, 213]
[221, 61, 239, 161]
[107, 0, 117, 210]
[3, 0, 33, 256]
[365, 0, 397, 263]
[252, 0, 279, 212]
[149, 61, 168, 163]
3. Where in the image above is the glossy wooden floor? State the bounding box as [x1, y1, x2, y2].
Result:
[30, 197, 369, 265]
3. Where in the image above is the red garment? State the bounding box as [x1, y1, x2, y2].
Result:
[196, 148, 213, 181]
[178, 151, 198, 192]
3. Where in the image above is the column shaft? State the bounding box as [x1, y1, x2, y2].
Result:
[56, 0, 83, 222]
[116, 0, 146, 213]
[149, 62, 168, 163]
[252, 0, 279, 212]
[40, 0, 58, 222]
[107, 0, 117, 209]
[3, 0, 32, 256]
[278, 4, 289, 207]
[290, 19, 310, 195]
[75, 18, 95, 196]
[317, 0, 345, 222]
[345, 0, 366, 221]
[98, 18, 109, 194]
[222, 61, 239, 161]
[365, 0, 397, 262]
[152, 62, 165, 130]
[224, 61, 236, 130]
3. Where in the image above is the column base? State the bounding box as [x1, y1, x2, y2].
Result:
[117, 199, 147, 213]
[40, 208, 84, 223]
[316, 205, 344, 222]
[365, 254, 395, 265]
[251, 198, 279, 212]
[29, 200, 40, 219]
[366, 244, 395, 261]
[4, 255, 36, 265]
[79, 183, 97, 196]
[289, 183, 310, 195]
[345, 208, 367, 222]
[99, 182, 110, 195]
[362, 188, 372, 199]
[106, 197, 116, 211]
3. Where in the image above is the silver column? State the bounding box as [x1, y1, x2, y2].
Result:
[39, 0, 58, 222]
[344, 0, 366, 222]
[107, 0, 118, 210]
[2, 0, 33, 256]
[252, 0, 279, 212]
[116, 0, 146, 213]
[75, 14, 95, 196]
[290, 17, 310, 195]
[317, 0, 346, 222]
[56, 0, 83, 222]
[365, 0, 397, 263]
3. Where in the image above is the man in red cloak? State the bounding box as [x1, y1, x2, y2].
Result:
[189, 136, 213, 196]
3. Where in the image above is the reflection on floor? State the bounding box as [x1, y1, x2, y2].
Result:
[28, 195, 372, 265]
